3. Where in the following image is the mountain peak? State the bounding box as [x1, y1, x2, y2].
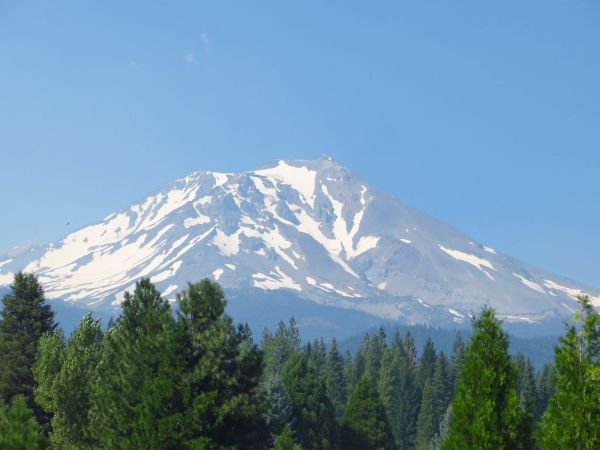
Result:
[0, 159, 598, 331]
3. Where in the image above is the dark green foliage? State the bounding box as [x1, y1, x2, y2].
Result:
[364, 328, 386, 385]
[306, 338, 327, 371]
[341, 373, 395, 450]
[262, 318, 301, 378]
[534, 363, 555, 420]
[89, 279, 182, 448]
[34, 314, 103, 448]
[537, 295, 600, 449]
[449, 333, 465, 393]
[174, 279, 269, 449]
[0, 272, 56, 421]
[324, 338, 347, 416]
[0, 395, 48, 449]
[274, 425, 303, 450]
[514, 352, 536, 421]
[442, 307, 533, 450]
[280, 352, 338, 450]
[415, 352, 452, 449]
[417, 337, 437, 388]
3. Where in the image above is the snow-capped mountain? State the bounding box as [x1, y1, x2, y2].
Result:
[1, 157, 598, 329]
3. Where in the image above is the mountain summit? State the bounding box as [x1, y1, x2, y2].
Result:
[1, 158, 597, 329]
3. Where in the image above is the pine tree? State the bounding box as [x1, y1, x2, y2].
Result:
[89, 278, 181, 449]
[0, 395, 48, 449]
[324, 338, 347, 416]
[34, 314, 103, 448]
[442, 307, 533, 450]
[175, 279, 269, 448]
[342, 373, 395, 450]
[280, 352, 338, 450]
[0, 272, 56, 421]
[537, 295, 600, 449]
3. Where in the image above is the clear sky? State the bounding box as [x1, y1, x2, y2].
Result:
[0, 1, 599, 287]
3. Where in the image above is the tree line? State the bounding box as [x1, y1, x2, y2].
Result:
[0, 271, 598, 449]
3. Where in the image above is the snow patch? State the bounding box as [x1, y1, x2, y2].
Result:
[513, 273, 546, 294]
[184, 214, 211, 228]
[439, 245, 496, 280]
[225, 263, 236, 271]
[483, 246, 497, 254]
[253, 266, 301, 291]
[213, 268, 224, 281]
[0, 259, 12, 269]
[0, 272, 14, 285]
[543, 279, 600, 306]
[255, 161, 317, 208]
[400, 239, 412, 244]
[162, 284, 178, 297]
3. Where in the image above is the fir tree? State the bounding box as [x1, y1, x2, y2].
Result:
[364, 327, 386, 385]
[442, 307, 533, 450]
[34, 314, 103, 448]
[415, 353, 451, 450]
[514, 353, 536, 415]
[0, 272, 56, 421]
[262, 318, 301, 378]
[273, 425, 303, 450]
[175, 279, 269, 448]
[537, 295, 600, 449]
[324, 338, 347, 416]
[417, 337, 437, 388]
[89, 279, 181, 449]
[449, 333, 465, 393]
[280, 352, 338, 450]
[341, 373, 395, 450]
[0, 395, 48, 449]
[534, 363, 555, 420]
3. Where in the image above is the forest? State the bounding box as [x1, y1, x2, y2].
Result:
[0, 272, 598, 449]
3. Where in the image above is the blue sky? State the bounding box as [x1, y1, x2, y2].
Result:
[0, 1, 599, 287]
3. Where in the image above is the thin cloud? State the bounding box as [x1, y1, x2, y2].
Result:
[184, 52, 196, 63]
[201, 33, 210, 53]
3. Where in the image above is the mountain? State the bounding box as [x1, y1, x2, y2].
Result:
[0, 157, 597, 336]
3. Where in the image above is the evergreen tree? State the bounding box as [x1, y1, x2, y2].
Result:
[307, 338, 327, 371]
[89, 279, 181, 449]
[341, 373, 395, 450]
[0, 272, 56, 421]
[415, 353, 451, 450]
[34, 314, 103, 448]
[324, 338, 347, 416]
[273, 426, 303, 450]
[398, 332, 420, 449]
[514, 353, 536, 415]
[280, 352, 338, 450]
[262, 318, 301, 378]
[442, 307, 533, 450]
[415, 380, 436, 450]
[449, 333, 465, 393]
[364, 327, 386, 385]
[0, 395, 48, 449]
[534, 363, 555, 420]
[175, 279, 269, 448]
[417, 337, 437, 388]
[537, 295, 600, 449]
